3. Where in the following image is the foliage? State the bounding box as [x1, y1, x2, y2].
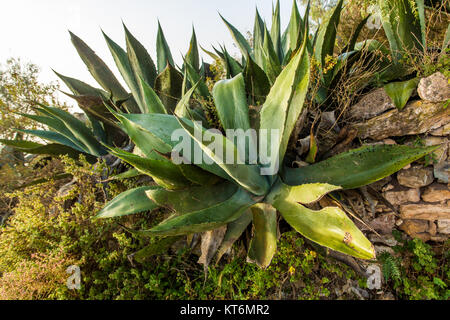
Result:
[378, 235, 450, 300]
[0, 58, 68, 139]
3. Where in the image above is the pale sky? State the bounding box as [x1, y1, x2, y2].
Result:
[0, 0, 302, 109]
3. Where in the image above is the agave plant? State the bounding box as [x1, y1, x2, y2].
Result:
[96, 22, 437, 268]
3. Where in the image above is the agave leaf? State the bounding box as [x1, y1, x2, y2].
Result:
[40, 106, 107, 156]
[282, 145, 439, 189]
[253, 7, 266, 68]
[270, 0, 283, 63]
[96, 186, 160, 218]
[69, 31, 139, 113]
[305, 131, 318, 164]
[220, 14, 253, 58]
[142, 187, 256, 236]
[221, 45, 243, 79]
[269, 182, 375, 260]
[442, 23, 450, 51]
[133, 236, 183, 263]
[341, 15, 371, 54]
[200, 45, 221, 61]
[178, 164, 221, 186]
[156, 21, 175, 73]
[198, 226, 228, 270]
[186, 27, 200, 72]
[286, 0, 302, 53]
[176, 117, 270, 196]
[243, 54, 271, 105]
[183, 59, 210, 100]
[261, 24, 282, 85]
[139, 77, 168, 114]
[174, 81, 200, 118]
[0, 139, 95, 162]
[108, 168, 142, 181]
[17, 129, 84, 153]
[154, 63, 184, 112]
[212, 73, 251, 131]
[108, 146, 192, 190]
[378, 0, 425, 61]
[259, 29, 310, 173]
[314, 0, 343, 66]
[54, 70, 106, 97]
[103, 31, 143, 112]
[247, 203, 277, 269]
[146, 181, 237, 214]
[215, 209, 253, 264]
[384, 78, 419, 110]
[112, 113, 231, 180]
[267, 181, 341, 206]
[124, 23, 158, 91]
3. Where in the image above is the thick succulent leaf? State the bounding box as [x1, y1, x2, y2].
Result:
[305, 131, 318, 164]
[178, 164, 221, 186]
[40, 106, 107, 156]
[259, 31, 310, 174]
[156, 21, 175, 73]
[154, 63, 184, 112]
[220, 14, 253, 58]
[54, 71, 106, 97]
[282, 145, 439, 189]
[269, 182, 375, 260]
[183, 59, 210, 99]
[341, 15, 371, 54]
[103, 31, 143, 111]
[261, 25, 282, 85]
[176, 117, 270, 196]
[96, 186, 160, 218]
[270, 0, 283, 63]
[200, 45, 221, 61]
[17, 129, 84, 153]
[243, 54, 271, 105]
[384, 78, 419, 110]
[269, 182, 342, 205]
[111, 113, 230, 180]
[174, 81, 200, 118]
[286, 0, 302, 53]
[142, 187, 256, 236]
[124, 23, 157, 91]
[253, 8, 266, 68]
[69, 31, 139, 113]
[216, 209, 252, 264]
[442, 23, 450, 51]
[139, 77, 168, 114]
[108, 168, 141, 181]
[108, 146, 191, 190]
[221, 46, 243, 79]
[247, 203, 277, 269]
[0, 139, 94, 162]
[186, 27, 200, 72]
[133, 236, 183, 263]
[378, 0, 425, 61]
[198, 226, 228, 270]
[314, 0, 343, 66]
[146, 181, 238, 215]
[212, 73, 251, 131]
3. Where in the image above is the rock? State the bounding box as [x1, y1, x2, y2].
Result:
[422, 183, 450, 203]
[383, 188, 421, 206]
[428, 221, 437, 236]
[399, 219, 431, 241]
[374, 245, 395, 255]
[434, 161, 449, 184]
[423, 136, 448, 162]
[369, 176, 392, 191]
[431, 123, 450, 136]
[352, 100, 450, 140]
[437, 219, 450, 234]
[368, 213, 397, 234]
[369, 234, 398, 247]
[348, 88, 395, 121]
[400, 204, 450, 220]
[431, 234, 449, 242]
[417, 72, 450, 102]
[397, 166, 434, 188]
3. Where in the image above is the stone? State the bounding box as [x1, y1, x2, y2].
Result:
[434, 161, 449, 184]
[348, 88, 395, 121]
[429, 221, 437, 236]
[374, 245, 395, 255]
[369, 234, 398, 247]
[399, 219, 431, 241]
[352, 100, 450, 140]
[423, 136, 448, 162]
[369, 176, 392, 191]
[417, 72, 450, 102]
[431, 123, 450, 136]
[397, 166, 434, 188]
[400, 204, 450, 220]
[422, 183, 450, 203]
[383, 188, 421, 206]
[368, 213, 397, 234]
[437, 219, 450, 234]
